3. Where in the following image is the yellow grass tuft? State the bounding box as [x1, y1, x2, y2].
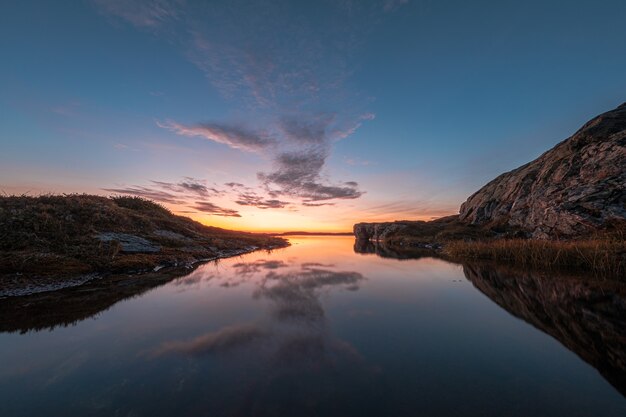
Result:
[444, 238, 626, 276]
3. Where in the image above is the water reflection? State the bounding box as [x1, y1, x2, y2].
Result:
[462, 262, 626, 396]
[150, 262, 380, 416]
[354, 238, 437, 259]
[354, 239, 626, 397]
[153, 263, 365, 358]
[1, 237, 624, 416]
[0, 267, 199, 333]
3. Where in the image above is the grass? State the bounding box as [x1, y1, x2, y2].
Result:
[444, 237, 626, 276]
[0, 194, 287, 281]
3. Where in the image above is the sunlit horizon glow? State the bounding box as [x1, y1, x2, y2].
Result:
[2, 1, 626, 232]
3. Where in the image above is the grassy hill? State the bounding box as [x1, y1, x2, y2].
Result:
[0, 194, 286, 295]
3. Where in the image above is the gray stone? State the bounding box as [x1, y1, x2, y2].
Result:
[153, 229, 192, 241]
[96, 232, 161, 253]
[353, 222, 408, 240]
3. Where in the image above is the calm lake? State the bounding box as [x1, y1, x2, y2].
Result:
[1, 236, 624, 416]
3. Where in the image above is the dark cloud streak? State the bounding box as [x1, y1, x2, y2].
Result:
[192, 201, 241, 217]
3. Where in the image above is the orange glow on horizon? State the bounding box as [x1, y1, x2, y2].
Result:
[4, 184, 458, 234]
[177, 207, 457, 233]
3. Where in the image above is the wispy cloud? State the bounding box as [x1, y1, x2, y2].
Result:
[235, 192, 290, 209]
[151, 177, 223, 197]
[96, 1, 388, 209]
[104, 177, 244, 217]
[258, 150, 363, 202]
[157, 120, 275, 152]
[278, 113, 336, 145]
[93, 0, 182, 28]
[191, 201, 241, 217]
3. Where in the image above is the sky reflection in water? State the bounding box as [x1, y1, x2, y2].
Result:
[0, 236, 624, 417]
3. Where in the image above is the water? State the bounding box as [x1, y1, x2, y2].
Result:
[1, 236, 624, 416]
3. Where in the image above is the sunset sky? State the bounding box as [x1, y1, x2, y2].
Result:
[2, 0, 626, 232]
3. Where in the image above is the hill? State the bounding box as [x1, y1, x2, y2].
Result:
[0, 195, 287, 297]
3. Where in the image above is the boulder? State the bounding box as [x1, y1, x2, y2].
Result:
[459, 103, 626, 238]
[353, 222, 408, 240]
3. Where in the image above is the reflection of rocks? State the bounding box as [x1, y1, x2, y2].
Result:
[463, 263, 626, 396]
[353, 222, 409, 240]
[353, 239, 439, 260]
[0, 267, 203, 333]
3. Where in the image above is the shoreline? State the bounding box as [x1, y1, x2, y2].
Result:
[0, 242, 289, 300]
[354, 236, 626, 277]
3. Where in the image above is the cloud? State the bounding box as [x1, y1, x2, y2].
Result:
[99, 1, 380, 208]
[159, 114, 370, 205]
[151, 177, 221, 197]
[93, 0, 182, 28]
[302, 202, 335, 207]
[278, 113, 336, 144]
[105, 177, 243, 217]
[157, 120, 275, 152]
[258, 150, 363, 202]
[235, 192, 290, 209]
[331, 112, 376, 140]
[192, 201, 241, 217]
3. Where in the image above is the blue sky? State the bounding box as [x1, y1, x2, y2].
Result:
[1, 0, 625, 231]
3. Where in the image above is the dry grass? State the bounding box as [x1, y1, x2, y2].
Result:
[444, 238, 626, 276]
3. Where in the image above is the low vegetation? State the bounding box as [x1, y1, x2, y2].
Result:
[444, 237, 626, 276]
[357, 216, 625, 276]
[0, 194, 287, 284]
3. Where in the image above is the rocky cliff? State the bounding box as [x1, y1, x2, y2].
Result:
[352, 221, 412, 241]
[355, 103, 626, 240]
[459, 103, 626, 238]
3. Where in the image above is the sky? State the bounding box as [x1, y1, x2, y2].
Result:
[1, 0, 625, 232]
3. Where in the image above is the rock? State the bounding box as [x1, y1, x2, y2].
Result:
[353, 222, 408, 240]
[153, 229, 192, 241]
[96, 232, 161, 253]
[459, 103, 626, 238]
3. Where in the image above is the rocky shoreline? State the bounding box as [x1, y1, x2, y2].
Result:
[0, 195, 288, 298]
[0, 243, 285, 299]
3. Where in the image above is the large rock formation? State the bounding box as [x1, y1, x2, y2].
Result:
[353, 221, 410, 240]
[459, 103, 626, 238]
